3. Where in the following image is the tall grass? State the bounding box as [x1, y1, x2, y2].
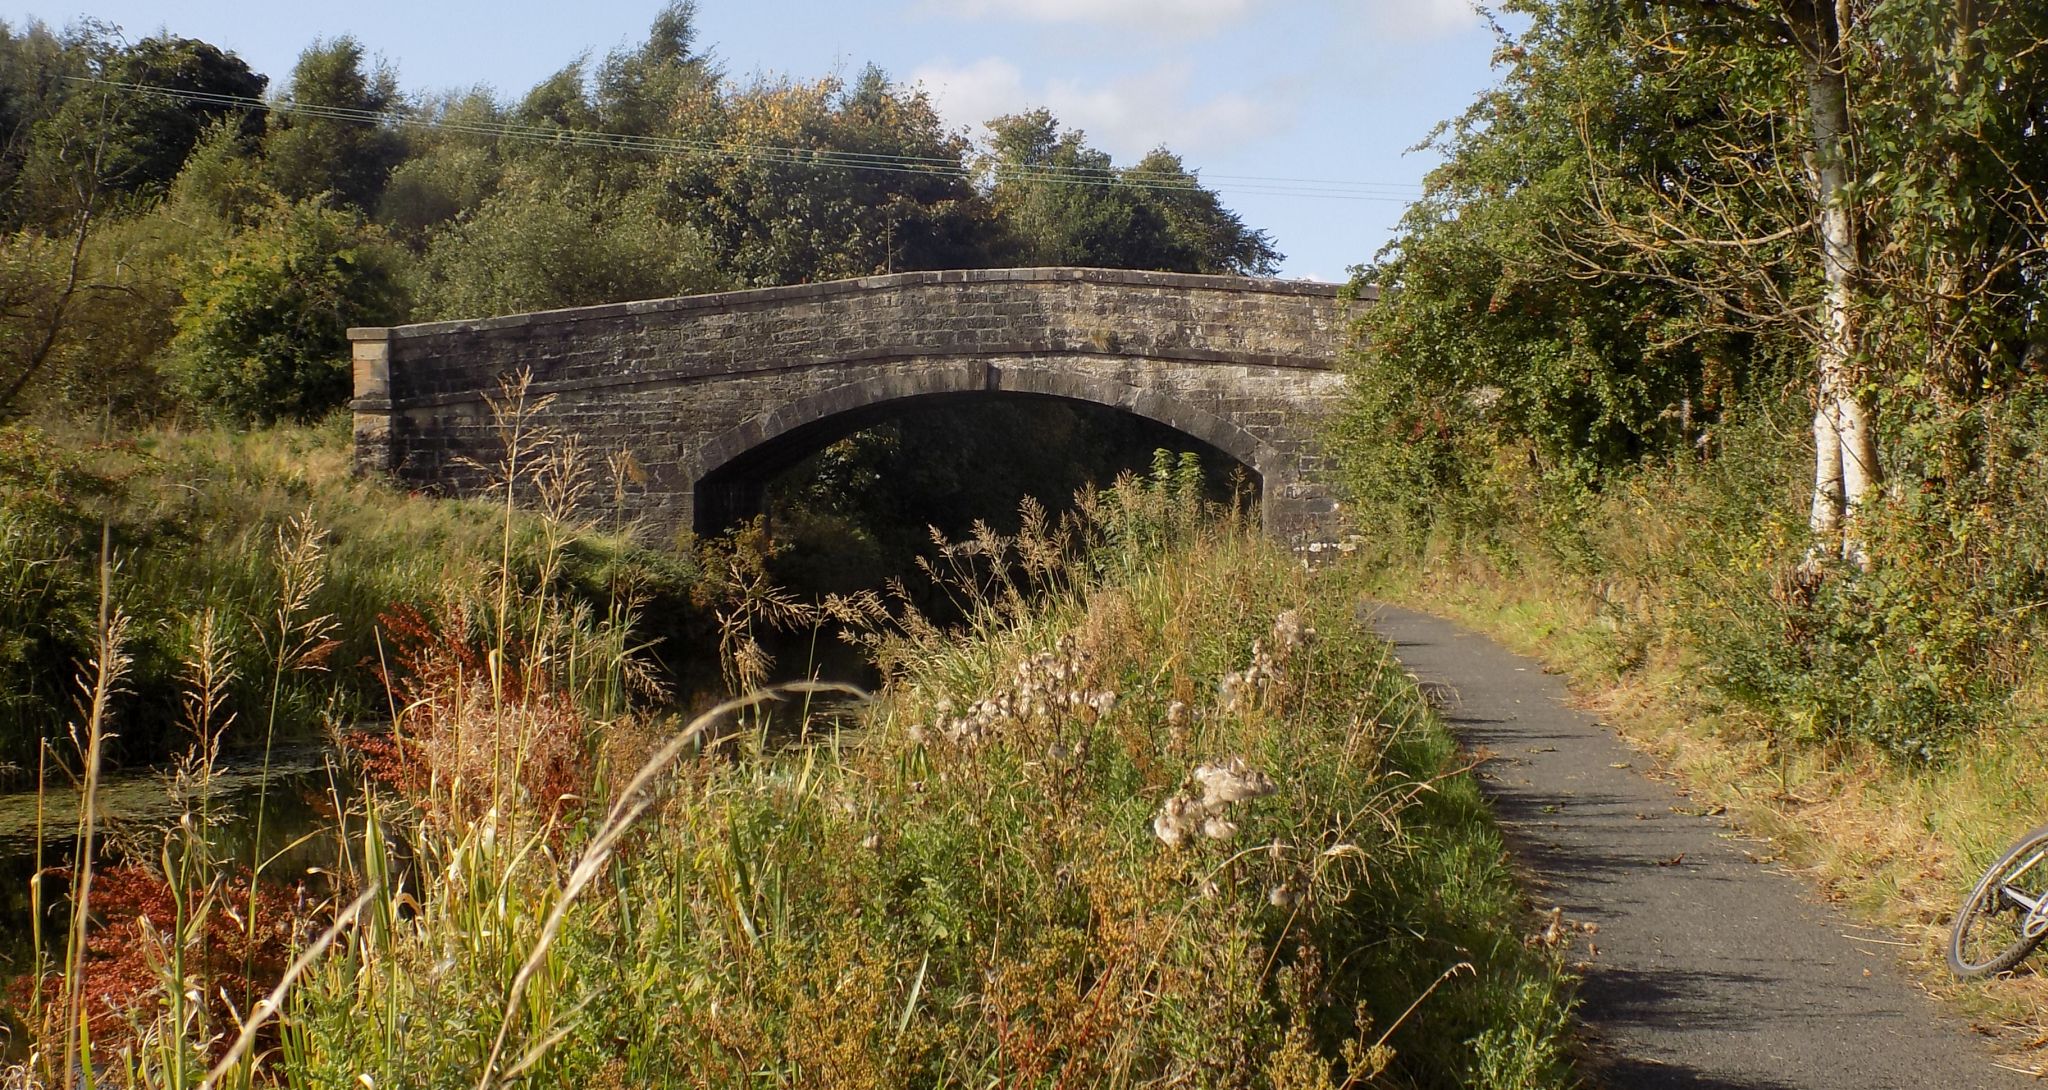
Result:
[0, 412, 704, 776]
[269, 466, 1575, 1088]
[8, 397, 1578, 1086]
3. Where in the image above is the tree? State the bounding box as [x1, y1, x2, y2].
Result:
[0, 27, 117, 417]
[1370, 0, 2045, 564]
[375, 89, 505, 242]
[1340, 0, 1779, 536]
[654, 67, 990, 286]
[1780, 0, 1879, 556]
[0, 19, 93, 227]
[977, 111, 1276, 275]
[981, 110, 1169, 269]
[0, 224, 92, 416]
[17, 33, 265, 218]
[594, 0, 717, 137]
[169, 198, 406, 424]
[415, 171, 722, 319]
[264, 37, 404, 212]
[1126, 149, 1280, 276]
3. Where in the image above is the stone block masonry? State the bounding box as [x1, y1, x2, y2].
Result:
[350, 267, 1369, 546]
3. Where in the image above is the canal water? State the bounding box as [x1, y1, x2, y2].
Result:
[0, 625, 879, 975]
[0, 746, 343, 972]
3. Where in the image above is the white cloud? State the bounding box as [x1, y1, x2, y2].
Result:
[926, 0, 1255, 37]
[910, 57, 1282, 159]
[924, 1, 1482, 42]
[911, 57, 1030, 140]
[1364, 0, 1484, 40]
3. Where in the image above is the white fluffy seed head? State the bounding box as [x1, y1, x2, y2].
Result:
[1192, 758, 1277, 805]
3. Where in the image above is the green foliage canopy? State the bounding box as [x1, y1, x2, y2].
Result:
[980, 109, 1281, 276]
[0, 6, 1286, 433]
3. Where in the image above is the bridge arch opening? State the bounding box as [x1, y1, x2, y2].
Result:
[683, 361, 1280, 545]
[692, 391, 1260, 544]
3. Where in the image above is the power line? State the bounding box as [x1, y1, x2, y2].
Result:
[70, 76, 1421, 203]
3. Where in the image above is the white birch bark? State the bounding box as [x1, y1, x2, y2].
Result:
[1795, 0, 1880, 560]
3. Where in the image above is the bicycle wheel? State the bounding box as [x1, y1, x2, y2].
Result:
[1950, 823, 2048, 980]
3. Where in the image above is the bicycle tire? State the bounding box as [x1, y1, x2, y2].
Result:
[1949, 823, 2048, 980]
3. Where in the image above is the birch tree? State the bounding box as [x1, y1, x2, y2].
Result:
[1781, 0, 1879, 556]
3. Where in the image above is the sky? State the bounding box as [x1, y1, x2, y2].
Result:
[1, 0, 1508, 281]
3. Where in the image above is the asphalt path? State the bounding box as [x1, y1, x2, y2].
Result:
[1367, 603, 2036, 1090]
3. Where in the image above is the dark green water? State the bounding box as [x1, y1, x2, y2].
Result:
[0, 747, 343, 972]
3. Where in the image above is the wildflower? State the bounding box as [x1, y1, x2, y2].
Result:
[1155, 757, 1278, 851]
[1218, 670, 1250, 713]
[1270, 609, 1316, 651]
[1268, 883, 1299, 909]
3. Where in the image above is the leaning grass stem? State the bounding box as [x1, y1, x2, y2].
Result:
[245, 513, 335, 1012]
[30, 741, 47, 1035]
[198, 884, 378, 1090]
[473, 682, 866, 1090]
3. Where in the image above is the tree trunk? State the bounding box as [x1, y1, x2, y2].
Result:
[1791, 0, 1880, 561]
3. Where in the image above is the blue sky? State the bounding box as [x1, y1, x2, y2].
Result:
[3, 0, 1506, 281]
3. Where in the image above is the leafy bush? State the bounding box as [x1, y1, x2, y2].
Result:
[1655, 385, 2048, 760]
[1395, 385, 2048, 763]
[168, 198, 406, 425]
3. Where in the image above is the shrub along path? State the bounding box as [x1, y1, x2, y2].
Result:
[1367, 603, 2033, 1090]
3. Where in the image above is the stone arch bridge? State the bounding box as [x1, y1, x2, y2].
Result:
[349, 268, 1366, 545]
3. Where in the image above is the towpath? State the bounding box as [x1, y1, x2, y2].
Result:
[1368, 603, 2036, 1090]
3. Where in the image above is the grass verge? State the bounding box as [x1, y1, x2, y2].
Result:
[0, 412, 703, 773]
[1359, 548, 2048, 1064]
[5, 403, 1580, 1085]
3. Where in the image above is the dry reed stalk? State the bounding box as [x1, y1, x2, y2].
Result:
[245, 512, 337, 1009]
[62, 522, 131, 1090]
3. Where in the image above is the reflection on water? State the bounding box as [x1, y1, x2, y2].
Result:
[0, 746, 346, 971]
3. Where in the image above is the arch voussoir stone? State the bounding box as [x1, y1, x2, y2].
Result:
[350, 268, 1368, 547]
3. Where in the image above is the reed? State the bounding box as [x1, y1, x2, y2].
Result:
[61, 523, 130, 1090]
